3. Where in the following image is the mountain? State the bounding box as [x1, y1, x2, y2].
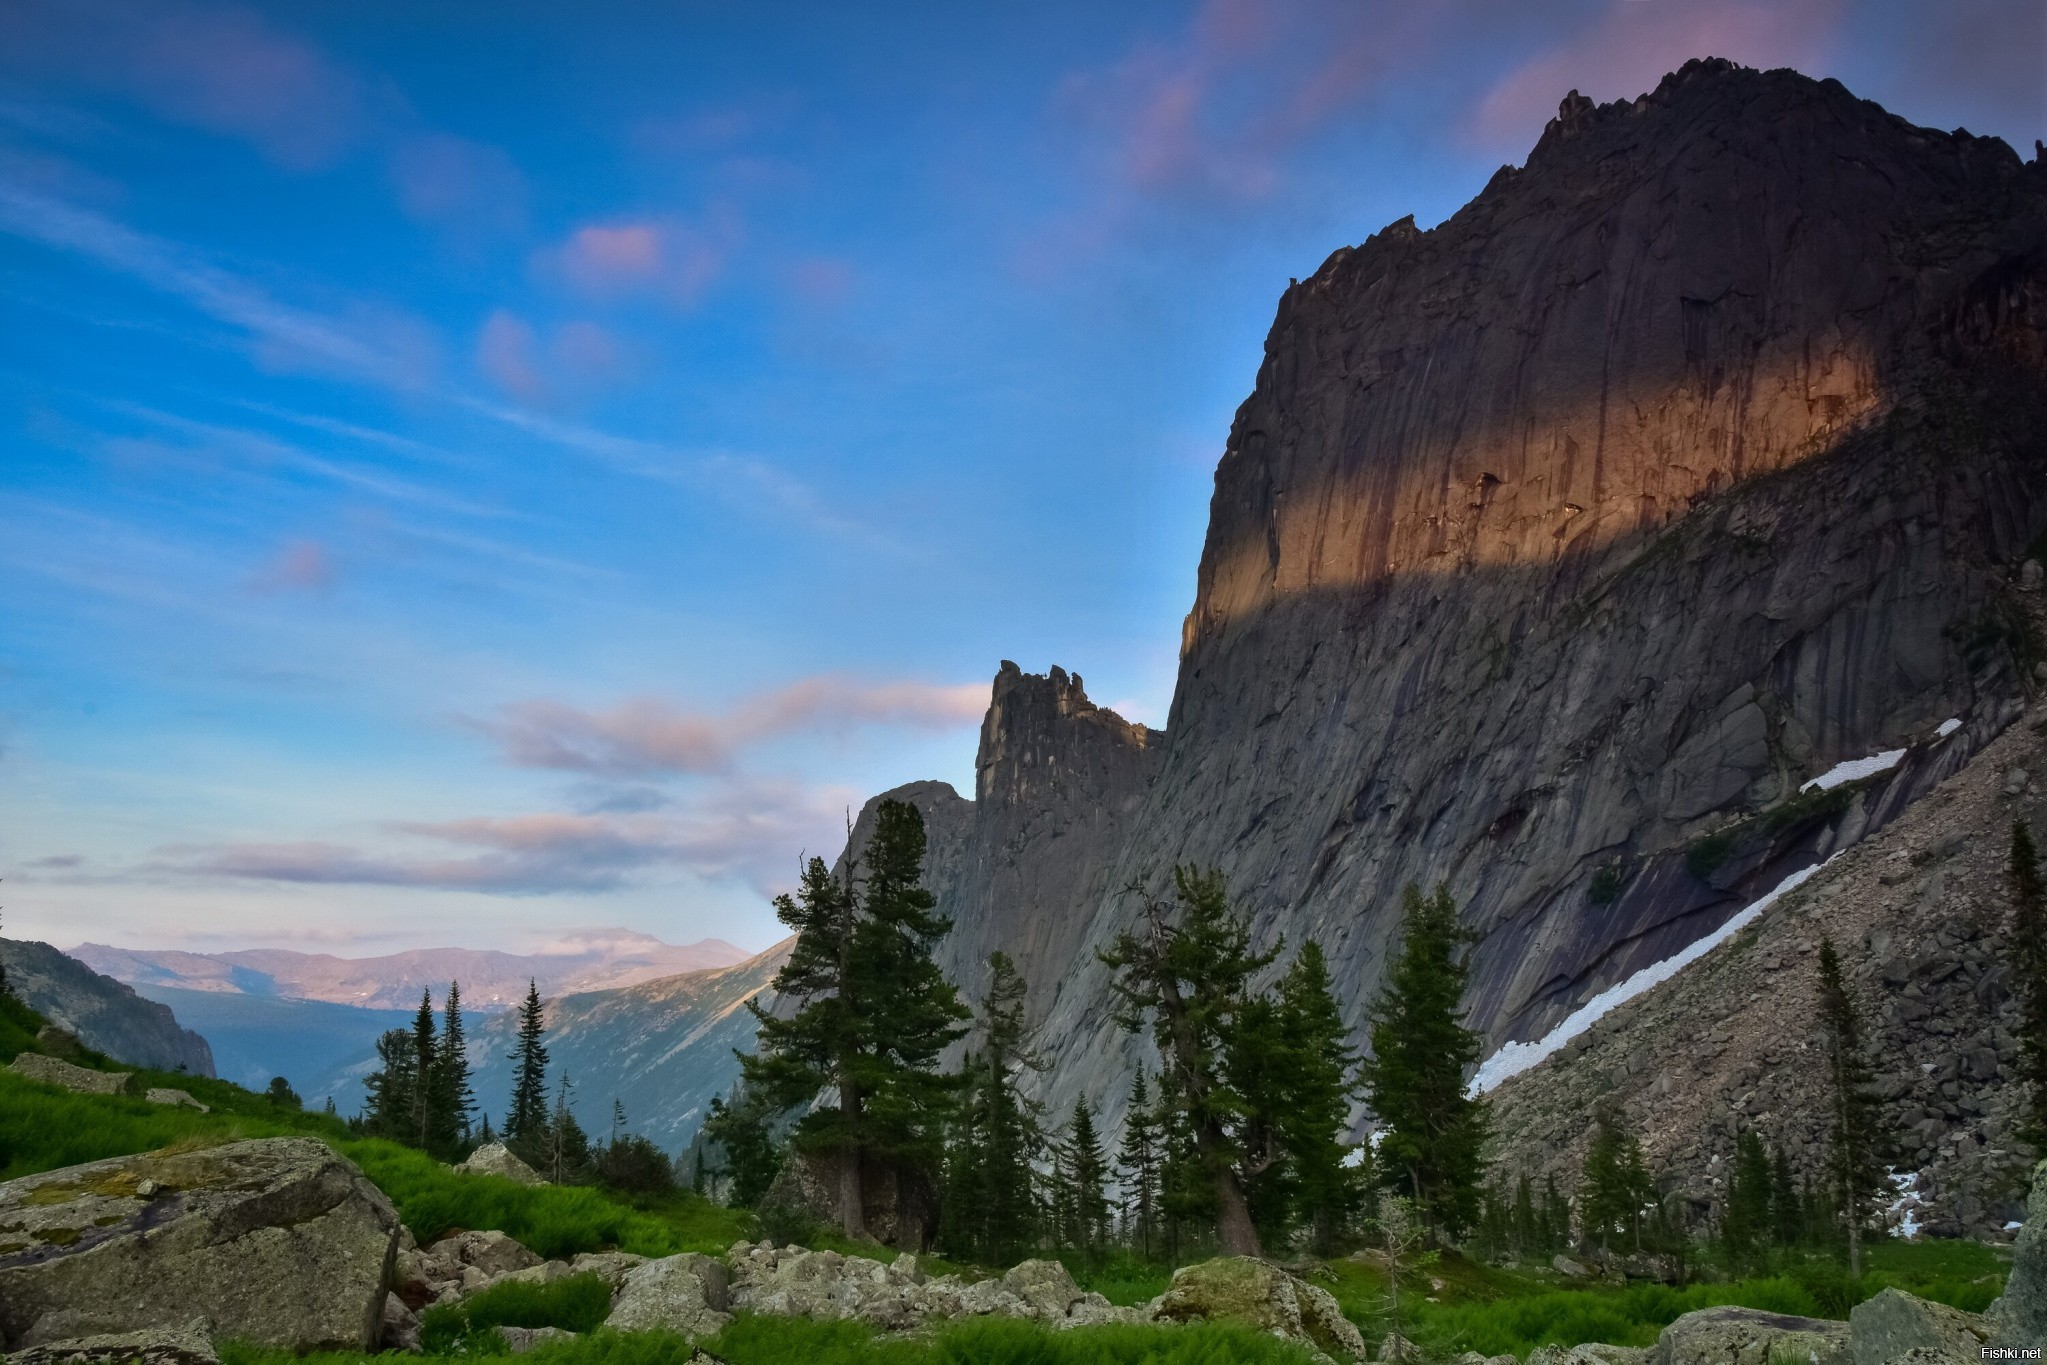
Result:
[301, 940, 791, 1149]
[828, 59, 2047, 1134]
[129, 987, 414, 1097]
[0, 938, 215, 1075]
[69, 929, 750, 1012]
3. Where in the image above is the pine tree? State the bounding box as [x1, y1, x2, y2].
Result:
[1277, 941, 1364, 1254]
[1065, 1099, 1111, 1255]
[428, 981, 474, 1155]
[1817, 937, 1886, 1278]
[544, 1073, 591, 1184]
[2010, 821, 2047, 1141]
[703, 1085, 783, 1207]
[941, 952, 1044, 1265]
[265, 1076, 301, 1108]
[1541, 1175, 1571, 1252]
[1512, 1172, 1538, 1258]
[1770, 1146, 1802, 1247]
[505, 980, 550, 1143]
[1724, 1129, 1774, 1270]
[1580, 1112, 1630, 1254]
[1115, 1069, 1162, 1260]
[409, 988, 439, 1152]
[742, 800, 969, 1241]
[363, 1028, 418, 1140]
[611, 1098, 627, 1149]
[1154, 1071, 1213, 1261]
[693, 1149, 707, 1196]
[1359, 883, 1491, 1237]
[323, 1095, 337, 1118]
[1099, 865, 1280, 1257]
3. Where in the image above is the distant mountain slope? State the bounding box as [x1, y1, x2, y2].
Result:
[129, 985, 411, 1098]
[70, 929, 749, 1011]
[302, 939, 793, 1151]
[0, 938, 215, 1075]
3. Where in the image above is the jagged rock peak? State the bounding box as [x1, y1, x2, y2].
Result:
[977, 663, 1159, 805]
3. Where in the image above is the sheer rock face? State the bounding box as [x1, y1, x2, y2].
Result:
[843, 61, 2047, 1130]
[0, 940, 214, 1077]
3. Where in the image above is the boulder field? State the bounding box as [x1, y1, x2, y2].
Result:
[5, 1137, 2044, 1363]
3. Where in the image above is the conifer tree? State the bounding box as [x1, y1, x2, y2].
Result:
[1115, 1069, 1162, 1260]
[742, 800, 969, 1240]
[429, 981, 474, 1154]
[1277, 941, 1364, 1253]
[1155, 1073, 1213, 1261]
[1541, 1175, 1571, 1252]
[1770, 1146, 1802, 1247]
[1817, 938, 1886, 1278]
[363, 1028, 418, 1140]
[1100, 865, 1280, 1257]
[1513, 1172, 1538, 1257]
[1065, 1098, 1111, 1254]
[703, 1085, 783, 1207]
[1581, 1111, 1646, 1254]
[409, 988, 439, 1152]
[265, 1076, 301, 1108]
[323, 1095, 336, 1117]
[1724, 1129, 1774, 1270]
[505, 980, 550, 1142]
[544, 1073, 591, 1184]
[941, 952, 1044, 1264]
[2009, 821, 2047, 1140]
[1360, 883, 1491, 1237]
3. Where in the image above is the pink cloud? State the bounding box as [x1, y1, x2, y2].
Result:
[390, 133, 527, 232]
[478, 676, 989, 778]
[1471, 0, 1848, 152]
[540, 213, 736, 307]
[250, 538, 334, 593]
[160, 777, 856, 896]
[2, 0, 365, 170]
[475, 310, 627, 404]
[785, 256, 856, 306]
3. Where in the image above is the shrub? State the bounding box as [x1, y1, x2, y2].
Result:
[1588, 864, 1627, 907]
[1685, 828, 1741, 880]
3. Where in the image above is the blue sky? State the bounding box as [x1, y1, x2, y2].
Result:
[1, 0, 2039, 958]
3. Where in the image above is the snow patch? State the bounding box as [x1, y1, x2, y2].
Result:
[1936, 718, 1962, 739]
[2007, 1220, 2024, 1232]
[1802, 748, 1907, 793]
[1471, 860, 1830, 1095]
[1886, 1168, 1926, 1239]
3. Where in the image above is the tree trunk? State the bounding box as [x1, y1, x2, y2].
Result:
[1215, 1168, 1261, 1256]
[1847, 1195, 1861, 1280]
[839, 1082, 866, 1239]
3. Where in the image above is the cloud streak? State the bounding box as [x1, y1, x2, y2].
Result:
[479, 676, 988, 778]
[159, 778, 857, 896]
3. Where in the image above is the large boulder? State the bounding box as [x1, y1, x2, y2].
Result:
[2, 1322, 218, 1365]
[605, 1254, 732, 1340]
[456, 1143, 545, 1186]
[999, 1259, 1086, 1318]
[1988, 1159, 2047, 1349]
[1152, 1256, 1367, 1359]
[0, 1138, 400, 1353]
[5, 1054, 128, 1096]
[1653, 1306, 1851, 1365]
[1850, 1288, 1990, 1365]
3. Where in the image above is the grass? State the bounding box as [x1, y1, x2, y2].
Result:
[420, 1273, 616, 1353]
[222, 1315, 1333, 1365]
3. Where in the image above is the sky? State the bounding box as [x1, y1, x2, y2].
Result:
[1, 0, 2040, 959]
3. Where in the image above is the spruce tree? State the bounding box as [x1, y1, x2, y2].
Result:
[265, 1076, 302, 1108]
[409, 988, 439, 1152]
[1277, 941, 1364, 1254]
[742, 800, 969, 1241]
[1770, 1146, 1802, 1247]
[1580, 1113, 1630, 1254]
[429, 981, 475, 1155]
[1513, 1172, 1538, 1258]
[1541, 1175, 1571, 1252]
[544, 1073, 591, 1184]
[1115, 1069, 1162, 1260]
[1066, 1098, 1111, 1255]
[2010, 821, 2047, 1140]
[703, 1085, 783, 1207]
[1099, 865, 1280, 1257]
[1724, 1129, 1774, 1270]
[363, 1028, 418, 1140]
[1816, 937, 1886, 1278]
[941, 952, 1044, 1264]
[505, 979, 550, 1143]
[1359, 883, 1491, 1237]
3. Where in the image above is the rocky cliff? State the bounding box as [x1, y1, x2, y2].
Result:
[837, 59, 2047, 1131]
[0, 938, 215, 1076]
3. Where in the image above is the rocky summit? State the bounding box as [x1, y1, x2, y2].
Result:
[826, 58, 2047, 1131]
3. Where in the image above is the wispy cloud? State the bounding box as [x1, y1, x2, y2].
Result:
[1469, 0, 1847, 151]
[0, 182, 437, 388]
[1, 0, 367, 170]
[249, 538, 334, 594]
[475, 310, 627, 405]
[478, 676, 988, 778]
[157, 778, 856, 896]
[538, 212, 738, 308]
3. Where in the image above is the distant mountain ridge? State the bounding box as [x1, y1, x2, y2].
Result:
[69, 929, 750, 1012]
[0, 938, 216, 1075]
